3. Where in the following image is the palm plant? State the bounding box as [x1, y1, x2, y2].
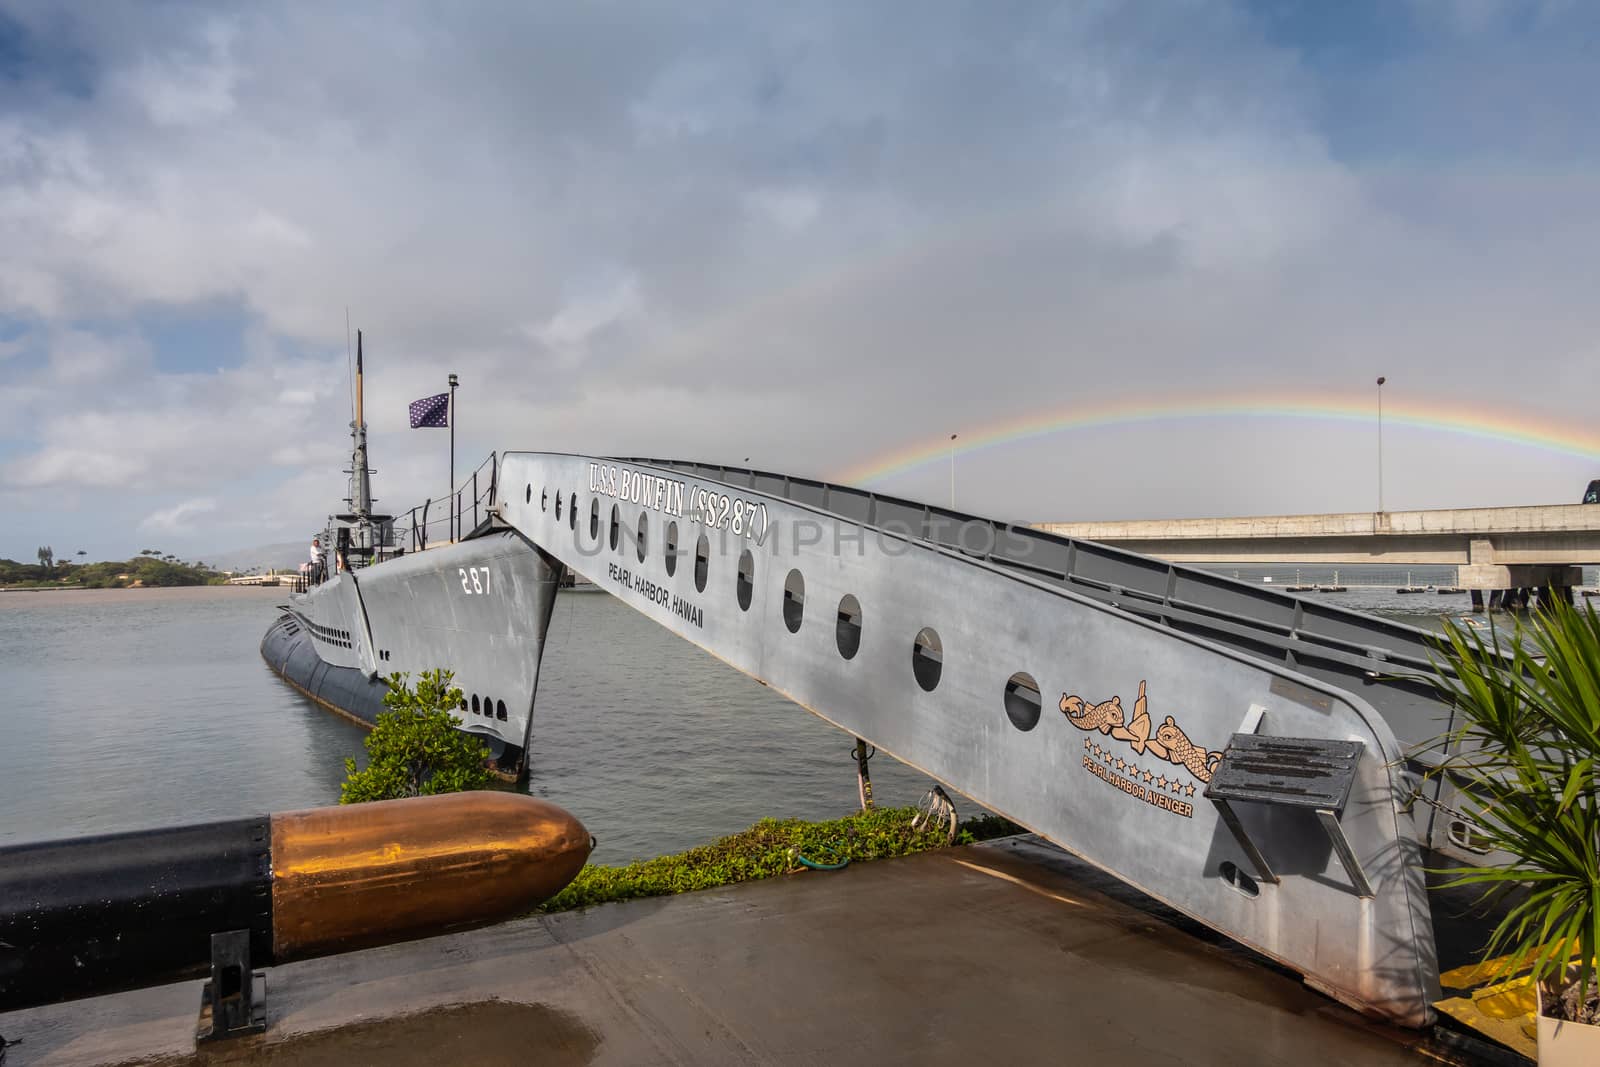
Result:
[1426, 596, 1600, 1024]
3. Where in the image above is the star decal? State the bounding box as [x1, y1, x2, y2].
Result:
[1084, 738, 1093, 751]
[1156, 775, 1168, 789]
[1169, 779, 1183, 794]
[1127, 765, 1138, 779]
[1142, 770, 1154, 783]
[1184, 783, 1195, 797]
[1114, 758, 1126, 771]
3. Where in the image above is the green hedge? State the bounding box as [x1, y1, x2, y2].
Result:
[539, 806, 1023, 913]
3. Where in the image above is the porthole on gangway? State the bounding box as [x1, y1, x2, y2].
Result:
[588, 499, 599, 541]
[694, 534, 710, 592]
[1004, 672, 1041, 731]
[782, 569, 804, 633]
[913, 627, 943, 691]
[736, 550, 755, 611]
[836, 594, 862, 660]
[1220, 861, 1260, 898]
[568, 492, 577, 531]
[664, 521, 679, 577]
[636, 513, 648, 563]
[609, 504, 621, 552]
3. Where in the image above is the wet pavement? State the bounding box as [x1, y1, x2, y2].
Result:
[0, 837, 1446, 1066]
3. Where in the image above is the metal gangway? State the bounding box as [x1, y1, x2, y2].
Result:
[485, 452, 1483, 1027]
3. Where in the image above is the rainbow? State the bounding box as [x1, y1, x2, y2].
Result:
[835, 392, 1600, 486]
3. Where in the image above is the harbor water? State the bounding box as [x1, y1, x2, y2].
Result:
[1, 570, 1589, 863]
[0, 586, 940, 863]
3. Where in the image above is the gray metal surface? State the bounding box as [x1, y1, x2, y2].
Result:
[1204, 737, 1375, 900]
[1206, 736, 1366, 810]
[623, 457, 1476, 863]
[497, 453, 1444, 1026]
[274, 533, 564, 775]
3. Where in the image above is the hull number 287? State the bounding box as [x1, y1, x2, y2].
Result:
[459, 566, 492, 595]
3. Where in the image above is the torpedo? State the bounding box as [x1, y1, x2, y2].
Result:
[0, 791, 592, 1011]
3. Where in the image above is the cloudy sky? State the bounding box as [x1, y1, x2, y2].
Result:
[2, 0, 1597, 562]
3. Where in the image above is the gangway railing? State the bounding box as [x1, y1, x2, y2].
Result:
[392, 452, 498, 552]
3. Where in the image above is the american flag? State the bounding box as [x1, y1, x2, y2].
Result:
[409, 392, 450, 428]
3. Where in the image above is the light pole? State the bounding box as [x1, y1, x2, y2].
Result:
[1375, 376, 1386, 514]
[949, 434, 958, 509]
[448, 373, 459, 540]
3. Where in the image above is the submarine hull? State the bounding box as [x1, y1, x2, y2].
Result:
[260, 531, 565, 780]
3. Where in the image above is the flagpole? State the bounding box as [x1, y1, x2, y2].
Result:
[448, 373, 459, 541]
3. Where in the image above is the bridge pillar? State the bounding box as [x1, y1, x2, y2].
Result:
[1456, 562, 1581, 592]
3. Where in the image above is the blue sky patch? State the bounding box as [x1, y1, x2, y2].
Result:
[0, 7, 95, 101]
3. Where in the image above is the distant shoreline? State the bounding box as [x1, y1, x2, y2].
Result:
[0, 585, 282, 606]
[0, 582, 246, 592]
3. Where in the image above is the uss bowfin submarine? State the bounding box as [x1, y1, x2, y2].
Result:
[260, 333, 564, 780]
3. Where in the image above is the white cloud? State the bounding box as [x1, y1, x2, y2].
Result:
[2, 344, 346, 493]
[45, 329, 143, 384]
[744, 187, 822, 232]
[2, 1, 1599, 559]
[529, 276, 643, 363]
[109, 18, 240, 128]
[139, 497, 217, 534]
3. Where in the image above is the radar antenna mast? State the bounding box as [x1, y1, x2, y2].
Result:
[348, 330, 374, 522]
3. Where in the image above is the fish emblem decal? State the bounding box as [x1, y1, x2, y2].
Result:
[1060, 680, 1223, 783]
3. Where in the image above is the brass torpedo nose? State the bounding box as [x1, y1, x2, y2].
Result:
[269, 791, 592, 960]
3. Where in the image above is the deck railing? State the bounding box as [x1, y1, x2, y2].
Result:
[392, 452, 498, 553]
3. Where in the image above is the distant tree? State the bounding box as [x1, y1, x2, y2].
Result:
[140, 549, 158, 556]
[75, 550, 86, 557]
[36, 546, 53, 571]
[340, 669, 491, 803]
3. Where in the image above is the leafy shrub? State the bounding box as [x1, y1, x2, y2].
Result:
[340, 669, 493, 803]
[1427, 597, 1600, 1023]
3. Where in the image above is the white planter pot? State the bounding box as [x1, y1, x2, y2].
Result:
[1536, 982, 1600, 1067]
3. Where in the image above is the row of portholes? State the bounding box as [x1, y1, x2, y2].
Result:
[532, 484, 1047, 735]
[534, 479, 1248, 900]
[309, 620, 352, 650]
[764, 569, 1046, 734]
[528, 486, 692, 587]
[461, 694, 508, 721]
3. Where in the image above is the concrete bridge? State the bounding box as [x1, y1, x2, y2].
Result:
[1033, 503, 1600, 591]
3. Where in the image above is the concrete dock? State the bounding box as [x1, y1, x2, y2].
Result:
[1, 838, 1454, 1066]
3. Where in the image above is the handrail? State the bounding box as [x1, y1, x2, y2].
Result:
[391, 451, 498, 552]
